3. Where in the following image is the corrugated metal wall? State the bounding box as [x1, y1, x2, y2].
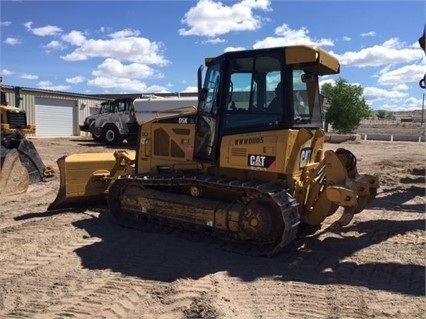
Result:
[1, 87, 108, 137]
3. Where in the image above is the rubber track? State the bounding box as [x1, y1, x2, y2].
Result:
[109, 172, 301, 257]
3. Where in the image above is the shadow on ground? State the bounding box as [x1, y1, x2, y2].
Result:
[70, 205, 424, 297]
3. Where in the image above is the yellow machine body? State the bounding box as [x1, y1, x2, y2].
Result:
[0, 91, 52, 195]
[49, 45, 379, 255]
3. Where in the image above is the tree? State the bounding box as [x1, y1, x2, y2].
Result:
[321, 78, 372, 133]
[376, 110, 387, 119]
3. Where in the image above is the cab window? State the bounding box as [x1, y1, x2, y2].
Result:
[224, 55, 283, 131]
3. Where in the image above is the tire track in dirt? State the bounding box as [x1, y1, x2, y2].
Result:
[291, 212, 425, 295]
[284, 280, 369, 319]
[30, 243, 219, 318]
[94, 235, 223, 319]
[0, 212, 104, 318]
[1, 235, 143, 318]
[133, 277, 220, 319]
[0, 180, 58, 209]
[0, 213, 99, 279]
[218, 279, 288, 319]
[33, 273, 151, 319]
[1, 210, 223, 319]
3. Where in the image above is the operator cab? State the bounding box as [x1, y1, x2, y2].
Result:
[194, 45, 340, 161]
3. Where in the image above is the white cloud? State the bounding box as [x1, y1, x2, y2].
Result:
[337, 38, 423, 67]
[21, 73, 38, 80]
[66, 76, 85, 84]
[1, 69, 14, 76]
[224, 46, 246, 52]
[363, 86, 409, 101]
[319, 78, 336, 88]
[360, 31, 376, 37]
[37, 80, 70, 91]
[182, 86, 198, 93]
[145, 85, 170, 93]
[392, 83, 409, 91]
[253, 24, 334, 49]
[372, 96, 423, 111]
[62, 30, 86, 46]
[3, 37, 21, 46]
[43, 40, 67, 52]
[24, 21, 62, 37]
[92, 58, 162, 79]
[56, 28, 170, 92]
[0, 21, 12, 27]
[109, 29, 140, 39]
[203, 38, 226, 44]
[342, 36, 351, 42]
[87, 58, 168, 92]
[377, 63, 425, 85]
[179, 0, 271, 38]
[60, 35, 168, 66]
[87, 77, 148, 92]
[361, 86, 424, 111]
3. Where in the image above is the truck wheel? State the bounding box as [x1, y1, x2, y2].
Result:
[102, 125, 123, 146]
[89, 122, 102, 142]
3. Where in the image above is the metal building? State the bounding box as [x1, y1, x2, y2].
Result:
[0, 84, 198, 137]
[1, 85, 111, 137]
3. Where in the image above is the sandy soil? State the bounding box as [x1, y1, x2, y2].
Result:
[0, 137, 424, 319]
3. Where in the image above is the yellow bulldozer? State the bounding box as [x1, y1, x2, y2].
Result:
[48, 45, 379, 256]
[0, 87, 54, 195]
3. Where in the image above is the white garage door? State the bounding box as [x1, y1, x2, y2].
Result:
[35, 98, 75, 137]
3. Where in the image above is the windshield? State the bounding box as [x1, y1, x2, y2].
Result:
[221, 59, 323, 132]
[223, 55, 284, 131]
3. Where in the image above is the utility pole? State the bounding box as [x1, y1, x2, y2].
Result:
[422, 93, 425, 125]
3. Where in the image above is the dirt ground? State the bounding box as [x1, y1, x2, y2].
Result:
[0, 137, 424, 319]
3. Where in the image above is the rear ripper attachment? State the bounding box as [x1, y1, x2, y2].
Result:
[294, 147, 380, 228]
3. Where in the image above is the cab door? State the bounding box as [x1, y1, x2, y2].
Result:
[194, 63, 221, 161]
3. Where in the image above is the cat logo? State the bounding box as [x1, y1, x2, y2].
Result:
[249, 155, 266, 167]
[300, 147, 312, 168]
[247, 154, 276, 169]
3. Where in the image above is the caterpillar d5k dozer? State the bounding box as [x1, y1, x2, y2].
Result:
[48, 45, 379, 256]
[0, 90, 55, 195]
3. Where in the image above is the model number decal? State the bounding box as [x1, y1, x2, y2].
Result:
[235, 137, 264, 146]
[300, 147, 312, 168]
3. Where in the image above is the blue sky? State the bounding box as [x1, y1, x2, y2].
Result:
[1, 0, 425, 111]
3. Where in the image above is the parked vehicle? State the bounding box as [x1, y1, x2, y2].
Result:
[90, 98, 138, 146]
[79, 100, 114, 142]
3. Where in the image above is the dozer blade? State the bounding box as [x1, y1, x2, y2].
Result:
[48, 151, 135, 210]
[0, 147, 30, 195]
